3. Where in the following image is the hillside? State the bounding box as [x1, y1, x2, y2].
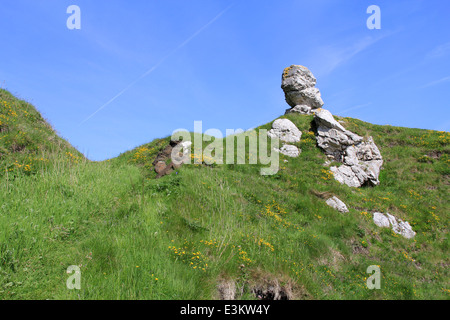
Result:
[0, 88, 449, 300]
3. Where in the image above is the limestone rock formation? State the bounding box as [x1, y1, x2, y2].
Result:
[275, 144, 301, 158]
[281, 65, 324, 114]
[325, 196, 349, 213]
[268, 119, 302, 143]
[268, 119, 302, 158]
[372, 212, 416, 239]
[314, 109, 383, 187]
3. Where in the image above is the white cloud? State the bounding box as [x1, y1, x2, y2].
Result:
[312, 33, 391, 77]
[335, 102, 372, 115]
[426, 42, 450, 59]
[420, 76, 450, 89]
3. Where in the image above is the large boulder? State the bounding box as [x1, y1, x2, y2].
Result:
[268, 119, 302, 143]
[315, 109, 363, 161]
[314, 109, 383, 187]
[282, 65, 324, 112]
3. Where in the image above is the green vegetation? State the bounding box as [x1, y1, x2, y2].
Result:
[1, 88, 449, 299]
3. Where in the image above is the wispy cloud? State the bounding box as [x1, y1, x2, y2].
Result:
[426, 42, 450, 59]
[79, 3, 234, 125]
[335, 102, 372, 115]
[420, 76, 450, 89]
[314, 33, 392, 77]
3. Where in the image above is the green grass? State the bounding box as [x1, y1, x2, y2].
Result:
[0, 88, 449, 300]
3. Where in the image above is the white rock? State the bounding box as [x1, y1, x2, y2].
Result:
[275, 144, 301, 158]
[285, 87, 324, 109]
[282, 65, 324, 109]
[325, 196, 349, 213]
[314, 109, 383, 187]
[268, 119, 302, 143]
[373, 212, 390, 228]
[372, 212, 416, 239]
[281, 65, 317, 92]
[285, 104, 312, 115]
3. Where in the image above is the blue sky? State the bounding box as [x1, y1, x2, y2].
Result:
[1, 0, 449, 160]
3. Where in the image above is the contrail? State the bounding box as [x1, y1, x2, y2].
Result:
[79, 4, 234, 125]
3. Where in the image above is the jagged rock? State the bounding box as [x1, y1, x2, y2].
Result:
[372, 212, 416, 239]
[315, 109, 363, 161]
[268, 119, 302, 143]
[275, 144, 300, 158]
[330, 164, 368, 188]
[325, 196, 349, 213]
[315, 109, 383, 187]
[282, 65, 324, 112]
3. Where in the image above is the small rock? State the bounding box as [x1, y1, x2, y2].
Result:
[275, 145, 301, 158]
[372, 212, 416, 239]
[325, 196, 349, 213]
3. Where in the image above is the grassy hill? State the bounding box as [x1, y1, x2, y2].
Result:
[0, 88, 449, 299]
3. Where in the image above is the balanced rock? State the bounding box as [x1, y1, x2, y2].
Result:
[372, 212, 416, 239]
[282, 65, 324, 114]
[268, 119, 302, 143]
[325, 196, 349, 213]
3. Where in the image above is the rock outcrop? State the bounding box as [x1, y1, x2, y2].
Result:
[152, 139, 191, 178]
[268, 119, 302, 158]
[314, 109, 383, 187]
[282, 65, 324, 115]
[325, 196, 349, 213]
[373, 212, 416, 239]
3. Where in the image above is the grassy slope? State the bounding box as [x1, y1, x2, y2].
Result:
[0, 89, 449, 300]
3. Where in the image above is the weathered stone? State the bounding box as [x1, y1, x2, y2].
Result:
[268, 119, 302, 143]
[154, 161, 167, 174]
[285, 104, 312, 115]
[373, 212, 390, 228]
[282, 65, 324, 110]
[285, 87, 324, 109]
[325, 196, 349, 213]
[315, 109, 383, 187]
[275, 144, 301, 158]
[282, 65, 317, 92]
[315, 109, 363, 161]
[372, 212, 416, 239]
